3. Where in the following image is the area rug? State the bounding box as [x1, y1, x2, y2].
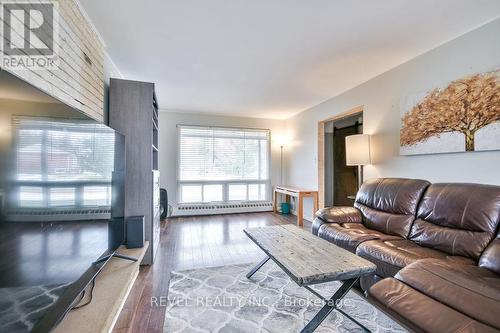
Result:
[163, 261, 406, 333]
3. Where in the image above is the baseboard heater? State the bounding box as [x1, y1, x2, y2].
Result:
[6, 208, 111, 222]
[173, 201, 273, 216]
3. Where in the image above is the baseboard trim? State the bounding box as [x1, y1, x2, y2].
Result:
[173, 202, 273, 216]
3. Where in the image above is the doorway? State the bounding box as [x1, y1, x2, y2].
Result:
[324, 115, 363, 206]
[317, 106, 363, 209]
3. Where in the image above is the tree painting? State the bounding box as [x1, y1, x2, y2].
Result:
[400, 70, 500, 154]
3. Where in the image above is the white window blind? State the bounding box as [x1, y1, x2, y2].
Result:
[178, 125, 270, 203]
[13, 117, 115, 208]
[14, 117, 115, 182]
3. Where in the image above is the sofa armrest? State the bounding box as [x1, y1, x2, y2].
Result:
[315, 206, 362, 223]
[312, 206, 362, 235]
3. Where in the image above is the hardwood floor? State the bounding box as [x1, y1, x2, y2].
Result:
[112, 212, 309, 333]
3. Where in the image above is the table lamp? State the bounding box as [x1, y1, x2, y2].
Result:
[345, 134, 371, 189]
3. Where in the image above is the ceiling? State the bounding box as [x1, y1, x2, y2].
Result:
[0, 71, 57, 104]
[80, 0, 500, 119]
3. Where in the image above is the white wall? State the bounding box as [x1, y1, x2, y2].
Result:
[286, 18, 500, 221]
[158, 111, 286, 210]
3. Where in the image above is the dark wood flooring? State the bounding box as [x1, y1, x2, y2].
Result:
[112, 212, 308, 333]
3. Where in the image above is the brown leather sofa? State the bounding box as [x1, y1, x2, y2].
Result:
[313, 178, 500, 333]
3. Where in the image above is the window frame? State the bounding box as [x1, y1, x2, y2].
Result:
[176, 125, 271, 204]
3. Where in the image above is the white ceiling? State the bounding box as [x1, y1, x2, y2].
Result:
[0, 71, 57, 103]
[80, 0, 500, 119]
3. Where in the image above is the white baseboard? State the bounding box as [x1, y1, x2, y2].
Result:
[173, 201, 273, 216]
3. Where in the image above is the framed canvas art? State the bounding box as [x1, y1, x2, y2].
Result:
[400, 69, 500, 155]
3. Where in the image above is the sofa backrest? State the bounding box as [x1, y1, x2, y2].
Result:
[479, 231, 500, 275]
[409, 183, 500, 260]
[354, 178, 430, 238]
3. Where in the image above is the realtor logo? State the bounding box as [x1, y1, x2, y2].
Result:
[1, 1, 59, 70]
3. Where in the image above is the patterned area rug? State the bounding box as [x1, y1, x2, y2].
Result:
[0, 283, 70, 332]
[163, 261, 406, 332]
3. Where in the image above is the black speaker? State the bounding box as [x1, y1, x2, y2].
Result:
[126, 216, 145, 249]
[160, 188, 168, 219]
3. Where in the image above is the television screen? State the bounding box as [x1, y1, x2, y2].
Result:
[0, 70, 125, 332]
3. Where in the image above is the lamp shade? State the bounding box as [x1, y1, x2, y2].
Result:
[274, 133, 290, 148]
[345, 134, 371, 166]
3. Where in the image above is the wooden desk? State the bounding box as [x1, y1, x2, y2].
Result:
[273, 185, 319, 226]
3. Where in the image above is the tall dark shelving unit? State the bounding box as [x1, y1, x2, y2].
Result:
[109, 78, 160, 265]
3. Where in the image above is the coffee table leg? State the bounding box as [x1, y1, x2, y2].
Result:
[301, 278, 370, 333]
[246, 256, 270, 279]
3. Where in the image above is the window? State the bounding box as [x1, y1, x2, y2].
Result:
[49, 188, 75, 207]
[19, 186, 44, 207]
[13, 117, 115, 209]
[83, 186, 111, 206]
[178, 126, 270, 203]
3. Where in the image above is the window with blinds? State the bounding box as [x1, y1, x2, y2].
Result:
[12, 117, 115, 209]
[178, 126, 270, 203]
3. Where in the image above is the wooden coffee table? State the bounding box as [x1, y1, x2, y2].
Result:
[244, 224, 377, 333]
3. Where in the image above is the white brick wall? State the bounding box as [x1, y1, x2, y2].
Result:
[0, 0, 105, 122]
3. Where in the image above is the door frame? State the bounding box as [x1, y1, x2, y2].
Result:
[317, 105, 364, 209]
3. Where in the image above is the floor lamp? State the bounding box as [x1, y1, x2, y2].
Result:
[345, 134, 371, 189]
[280, 144, 284, 185]
[276, 135, 288, 185]
[275, 139, 288, 214]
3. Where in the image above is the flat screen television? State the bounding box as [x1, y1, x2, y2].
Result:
[0, 70, 126, 332]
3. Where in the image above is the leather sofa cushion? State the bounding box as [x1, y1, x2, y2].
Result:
[410, 219, 495, 261]
[410, 183, 500, 259]
[395, 259, 500, 330]
[356, 239, 474, 277]
[354, 178, 430, 238]
[355, 178, 431, 215]
[315, 206, 362, 224]
[313, 206, 362, 235]
[368, 278, 500, 333]
[479, 233, 500, 275]
[355, 204, 415, 238]
[317, 223, 401, 253]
